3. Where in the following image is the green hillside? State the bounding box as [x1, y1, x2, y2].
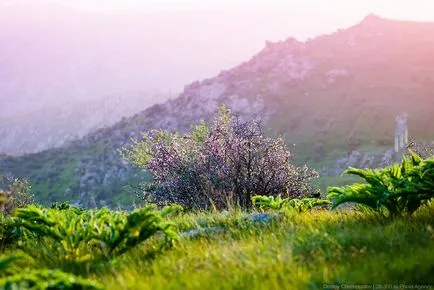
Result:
[1, 15, 433, 207]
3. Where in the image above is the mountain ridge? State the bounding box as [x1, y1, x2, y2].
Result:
[0, 91, 174, 154]
[2, 2, 305, 155]
[1, 15, 433, 207]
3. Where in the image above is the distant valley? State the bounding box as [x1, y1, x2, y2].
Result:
[0, 91, 173, 154]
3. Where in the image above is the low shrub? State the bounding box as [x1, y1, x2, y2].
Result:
[121, 106, 318, 209]
[0, 174, 34, 215]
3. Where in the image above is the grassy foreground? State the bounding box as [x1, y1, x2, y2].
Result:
[5, 205, 430, 289]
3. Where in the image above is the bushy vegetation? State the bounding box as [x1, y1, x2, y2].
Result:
[121, 106, 318, 209]
[406, 136, 434, 159]
[0, 254, 103, 290]
[0, 203, 182, 289]
[252, 195, 330, 212]
[12, 204, 179, 268]
[1, 115, 433, 289]
[0, 156, 433, 289]
[1, 201, 433, 289]
[328, 150, 434, 216]
[0, 174, 34, 215]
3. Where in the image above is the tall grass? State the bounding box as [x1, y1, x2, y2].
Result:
[2, 202, 432, 289]
[99, 206, 434, 289]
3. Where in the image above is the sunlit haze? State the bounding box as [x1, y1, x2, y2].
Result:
[1, 0, 434, 151]
[4, 1, 434, 39]
[47, 0, 434, 21]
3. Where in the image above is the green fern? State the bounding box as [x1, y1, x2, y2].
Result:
[0, 254, 103, 289]
[252, 195, 289, 210]
[12, 205, 179, 263]
[252, 195, 330, 212]
[0, 254, 22, 277]
[327, 150, 434, 216]
[0, 269, 103, 290]
[286, 198, 331, 213]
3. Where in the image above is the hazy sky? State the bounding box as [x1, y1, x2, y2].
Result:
[51, 0, 434, 20]
[8, 0, 431, 39]
[4, 0, 434, 41]
[2, 0, 434, 100]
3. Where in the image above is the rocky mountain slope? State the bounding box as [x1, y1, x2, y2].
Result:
[0, 91, 172, 154]
[1, 15, 434, 207]
[1, 2, 294, 154]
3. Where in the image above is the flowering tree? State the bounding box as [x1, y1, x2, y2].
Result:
[121, 106, 319, 209]
[0, 174, 34, 215]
